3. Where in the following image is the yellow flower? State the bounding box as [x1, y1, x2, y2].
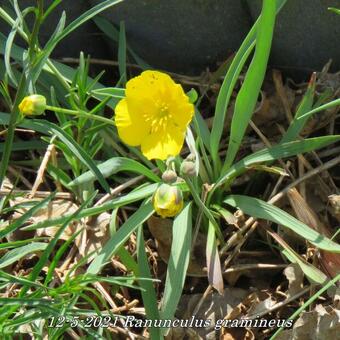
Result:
[18, 95, 46, 116]
[153, 183, 184, 218]
[115, 70, 194, 160]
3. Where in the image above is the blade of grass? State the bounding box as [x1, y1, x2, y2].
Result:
[87, 202, 154, 275]
[22, 183, 159, 232]
[68, 157, 160, 187]
[0, 242, 48, 269]
[49, 0, 124, 47]
[0, 193, 54, 239]
[210, 0, 287, 171]
[216, 135, 340, 188]
[118, 21, 127, 85]
[160, 203, 192, 330]
[136, 226, 162, 340]
[223, 0, 277, 171]
[297, 97, 340, 120]
[224, 195, 340, 252]
[93, 16, 151, 69]
[0, 74, 27, 189]
[280, 73, 316, 143]
[0, 194, 94, 323]
[30, 119, 111, 193]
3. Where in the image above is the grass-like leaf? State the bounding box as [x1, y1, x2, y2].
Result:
[30, 119, 111, 193]
[298, 97, 340, 120]
[160, 203, 192, 325]
[0, 193, 54, 239]
[87, 202, 154, 275]
[210, 21, 256, 170]
[118, 21, 127, 85]
[223, 0, 277, 171]
[68, 157, 160, 187]
[49, 0, 124, 48]
[137, 227, 161, 340]
[224, 195, 340, 253]
[0, 242, 47, 269]
[216, 135, 340, 188]
[328, 7, 340, 15]
[280, 73, 316, 143]
[22, 184, 158, 232]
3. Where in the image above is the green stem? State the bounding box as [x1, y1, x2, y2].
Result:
[184, 175, 223, 242]
[270, 273, 340, 339]
[46, 105, 115, 127]
[0, 74, 27, 189]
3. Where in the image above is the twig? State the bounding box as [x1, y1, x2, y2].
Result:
[223, 263, 287, 274]
[246, 286, 311, 320]
[29, 143, 55, 198]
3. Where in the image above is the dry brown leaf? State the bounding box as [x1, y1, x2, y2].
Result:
[328, 194, 340, 222]
[176, 287, 248, 340]
[147, 216, 206, 277]
[276, 305, 340, 340]
[9, 197, 80, 241]
[81, 212, 111, 262]
[284, 263, 304, 298]
[287, 188, 340, 278]
[246, 296, 277, 317]
[165, 327, 202, 340]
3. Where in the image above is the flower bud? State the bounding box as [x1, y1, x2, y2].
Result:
[180, 160, 196, 177]
[18, 95, 46, 116]
[153, 183, 183, 218]
[161, 170, 177, 184]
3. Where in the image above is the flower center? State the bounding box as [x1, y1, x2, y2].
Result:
[148, 101, 172, 133]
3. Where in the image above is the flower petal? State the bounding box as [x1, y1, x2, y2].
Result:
[114, 99, 149, 146]
[141, 126, 185, 160]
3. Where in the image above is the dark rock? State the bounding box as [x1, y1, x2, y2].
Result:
[247, 0, 340, 79]
[89, 0, 251, 75]
[0, 0, 110, 60]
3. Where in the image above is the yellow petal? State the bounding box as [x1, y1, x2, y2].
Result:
[126, 70, 174, 99]
[114, 99, 149, 146]
[169, 96, 194, 127]
[141, 126, 185, 160]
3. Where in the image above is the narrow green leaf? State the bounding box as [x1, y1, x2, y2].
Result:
[223, 0, 277, 171]
[282, 249, 328, 284]
[281, 73, 316, 143]
[298, 98, 340, 120]
[270, 273, 340, 339]
[224, 195, 340, 253]
[160, 203, 192, 323]
[137, 227, 161, 340]
[93, 16, 151, 70]
[30, 11, 66, 83]
[118, 21, 127, 85]
[30, 119, 111, 193]
[217, 135, 340, 188]
[0, 270, 44, 289]
[22, 184, 158, 232]
[0, 193, 54, 239]
[87, 202, 154, 275]
[68, 157, 160, 187]
[0, 243, 47, 269]
[0, 140, 47, 153]
[210, 33, 255, 169]
[4, 17, 20, 86]
[50, 0, 124, 48]
[91, 87, 125, 99]
[328, 7, 340, 15]
[208, 0, 287, 168]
